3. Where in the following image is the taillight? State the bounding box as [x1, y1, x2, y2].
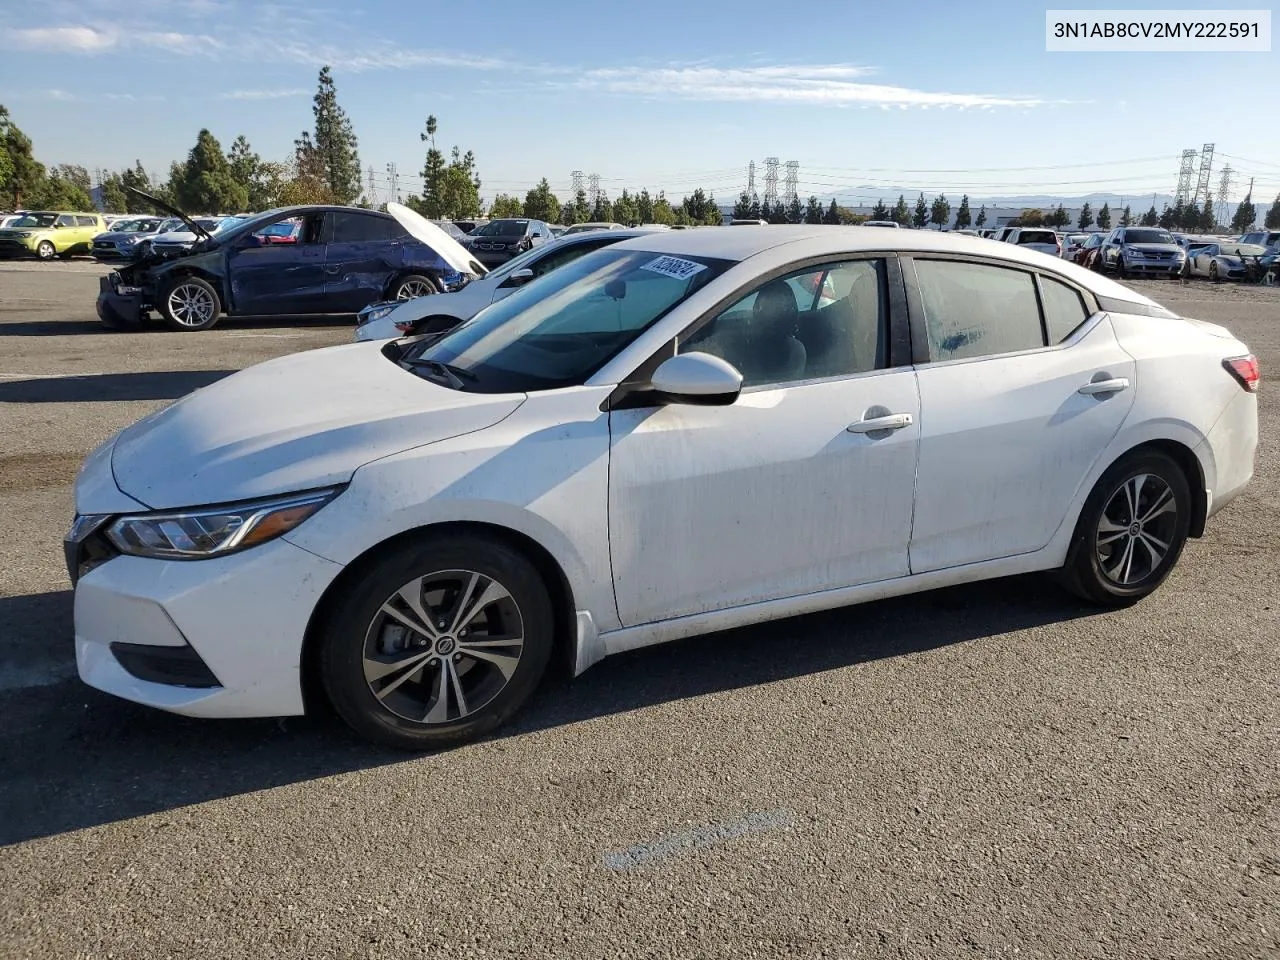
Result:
[1223, 354, 1260, 392]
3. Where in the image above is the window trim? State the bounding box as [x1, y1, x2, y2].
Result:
[604, 251, 911, 411]
[900, 252, 1102, 367]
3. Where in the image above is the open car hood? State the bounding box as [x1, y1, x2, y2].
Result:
[124, 187, 214, 242]
[387, 202, 487, 277]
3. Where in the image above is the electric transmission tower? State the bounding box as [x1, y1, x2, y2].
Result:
[763, 157, 779, 205]
[571, 170, 584, 197]
[367, 165, 376, 205]
[385, 162, 399, 204]
[783, 160, 799, 202]
[1192, 142, 1215, 206]
[746, 160, 755, 197]
[588, 173, 600, 207]
[1216, 164, 1235, 224]
[1174, 149, 1197, 205]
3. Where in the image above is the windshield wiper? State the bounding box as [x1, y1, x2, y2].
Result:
[403, 357, 477, 389]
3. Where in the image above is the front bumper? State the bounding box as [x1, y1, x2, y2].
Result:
[469, 246, 522, 266]
[74, 538, 344, 718]
[0, 238, 37, 257]
[1122, 257, 1182, 275]
[96, 274, 146, 326]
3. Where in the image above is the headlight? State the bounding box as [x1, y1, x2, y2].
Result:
[361, 304, 396, 325]
[122, 235, 141, 245]
[17, 231, 33, 238]
[1124, 248, 1142, 257]
[105, 488, 341, 560]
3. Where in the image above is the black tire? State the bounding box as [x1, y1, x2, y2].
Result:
[159, 275, 221, 331]
[1058, 449, 1192, 606]
[390, 273, 438, 301]
[35, 240, 56, 261]
[1209, 261, 1220, 283]
[320, 534, 555, 751]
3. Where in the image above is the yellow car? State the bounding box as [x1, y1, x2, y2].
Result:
[0, 211, 107, 260]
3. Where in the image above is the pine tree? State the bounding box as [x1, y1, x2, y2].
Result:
[120, 160, 153, 212]
[804, 196, 823, 224]
[787, 195, 804, 224]
[524, 177, 560, 222]
[1264, 195, 1280, 230]
[1097, 203, 1111, 231]
[929, 193, 950, 230]
[1047, 204, 1068, 227]
[1181, 201, 1201, 232]
[912, 193, 928, 228]
[954, 194, 971, 229]
[0, 106, 44, 208]
[733, 191, 752, 220]
[1077, 202, 1094, 230]
[1233, 192, 1257, 231]
[311, 66, 362, 204]
[1158, 204, 1175, 229]
[611, 188, 637, 225]
[1119, 204, 1133, 227]
[893, 194, 910, 226]
[1199, 191, 1215, 231]
[1141, 204, 1159, 227]
[975, 205, 987, 228]
[419, 116, 446, 217]
[172, 129, 248, 212]
[636, 188, 654, 224]
[590, 190, 611, 221]
[870, 198, 890, 221]
[824, 198, 840, 225]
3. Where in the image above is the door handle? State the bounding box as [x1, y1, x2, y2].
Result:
[1078, 377, 1130, 395]
[847, 413, 913, 433]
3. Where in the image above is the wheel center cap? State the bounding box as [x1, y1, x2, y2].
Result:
[1128, 521, 1142, 536]
[435, 636, 457, 656]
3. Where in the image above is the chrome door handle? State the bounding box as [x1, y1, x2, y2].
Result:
[1078, 377, 1130, 395]
[847, 413, 913, 433]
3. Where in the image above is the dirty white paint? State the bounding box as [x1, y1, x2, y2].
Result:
[601, 808, 795, 871]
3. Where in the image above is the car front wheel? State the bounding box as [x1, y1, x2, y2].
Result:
[36, 240, 56, 261]
[320, 534, 555, 750]
[392, 274, 438, 301]
[160, 276, 221, 331]
[1059, 449, 1192, 606]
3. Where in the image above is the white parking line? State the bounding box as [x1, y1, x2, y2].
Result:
[225, 332, 305, 339]
[0, 373, 87, 380]
[601, 808, 795, 870]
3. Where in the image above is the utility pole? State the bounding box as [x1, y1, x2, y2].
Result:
[588, 173, 600, 208]
[385, 162, 399, 204]
[1174, 149, 1197, 205]
[783, 160, 799, 203]
[1215, 164, 1235, 225]
[746, 160, 755, 197]
[1192, 142, 1215, 207]
[763, 157, 779, 206]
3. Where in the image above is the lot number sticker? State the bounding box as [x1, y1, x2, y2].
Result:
[640, 256, 708, 281]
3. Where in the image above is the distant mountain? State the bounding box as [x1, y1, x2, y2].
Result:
[828, 188, 1178, 211]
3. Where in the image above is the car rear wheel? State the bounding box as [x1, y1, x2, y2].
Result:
[160, 276, 221, 331]
[319, 534, 555, 750]
[392, 274, 438, 301]
[1209, 261, 1220, 282]
[1058, 450, 1192, 606]
[35, 240, 56, 261]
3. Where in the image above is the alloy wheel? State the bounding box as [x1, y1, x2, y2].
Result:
[396, 279, 434, 300]
[362, 569, 525, 724]
[167, 283, 216, 327]
[37, 241, 55, 260]
[1095, 473, 1179, 586]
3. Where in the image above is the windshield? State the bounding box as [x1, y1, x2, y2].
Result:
[487, 240, 563, 280]
[211, 217, 245, 233]
[1223, 243, 1268, 256]
[113, 219, 157, 233]
[401, 248, 731, 392]
[1125, 229, 1174, 244]
[156, 218, 184, 233]
[474, 219, 528, 237]
[12, 213, 57, 228]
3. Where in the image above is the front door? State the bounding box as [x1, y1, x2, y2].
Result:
[607, 257, 921, 627]
[904, 257, 1136, 572]
[228, 213, 329, 315]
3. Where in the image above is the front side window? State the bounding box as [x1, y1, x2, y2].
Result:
[681, 260, 888, 387]
[12, 213, 57, 228]
[915, 259, 1043, 361]
[404, 248, 730, 392]
[1039, 276, 1091, 344]
[531, 238, 618, 278]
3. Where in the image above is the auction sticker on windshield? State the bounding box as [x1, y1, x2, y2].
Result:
[640, 256, 708, 281]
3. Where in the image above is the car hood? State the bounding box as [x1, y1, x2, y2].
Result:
[124, 186, 212, 241]
[387, 202, 488, 277]
[1124, 243, 1181, 254]
[108, 343, 526, 509]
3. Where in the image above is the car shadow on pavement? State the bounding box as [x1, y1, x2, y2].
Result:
[0, 320, 107, 337]
[0, 370, 238, 403]
[0, 575, 1100, 847]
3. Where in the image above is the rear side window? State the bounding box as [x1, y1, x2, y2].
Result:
[914, 259, 1044, 361]
[76, 215, 97, 227]
[1039, 277, 1091, 344]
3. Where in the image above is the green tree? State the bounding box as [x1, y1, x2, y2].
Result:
[1097, 202, 1112, 231]
[1119, 204, 1132, 227]
[52, 164, 91, 195]
[650, 191, 675, 225]
[489, 193, 523, 218]
[1046, 204, 1068, 228]
[1199, 191, 1215, 231]
[98, 172, 127, 212]
[680, 188, 719, 224]
[748, 193, 760, 219]
[975, 205, 987, 228]
[1077, 202, 1094, 230]
[929, 193, 950, 230]
[1263, 195, 1280, 230]
[804, 195, 823, 224]
[912, 193, 928, 229]
[786, 195, 804, 224]
[870, 198, 890, 221]
[227, 135, 269, 210]
[636, 188, 654, 224]
[0, 105, 45, 208]
[418, 115, 446, 217]
[732, 191, 752, 219]
[558, 203, 576, 226]
[1141, 204, 1159, 227]
[892, 194, 910, 226]
[954, 194, 971, 229]
[120, 161, 153, 212]
[1018, 208, 1046, 227]
[171, 129, 248, 212]
[311, 66, 361, 204]
[288, 131, 333, 204]
[524, 177, 561, 222]
[29, 169, 94, 210]
[823, 198, 840, 225]
[1180, 201, 1200, 231]
[611, 188, 638, 225]
[590, 190, 612, 221]
[1158, 204, 1175, 229]
[767, 199, 788, 224]
[571, 188, 590, 223]
[1231, 192, 1257, 231]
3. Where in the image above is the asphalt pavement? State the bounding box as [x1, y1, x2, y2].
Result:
[1, 261, 1277, 959]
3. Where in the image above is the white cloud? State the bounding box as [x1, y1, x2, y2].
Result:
[219, 88, 310, 100]
[10, 26, 117, 51]
[135, 30, 221, 52]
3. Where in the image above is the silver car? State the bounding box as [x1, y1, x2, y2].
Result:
[1099, 227, 1186, 279]
[1187, 242, 1268, 281]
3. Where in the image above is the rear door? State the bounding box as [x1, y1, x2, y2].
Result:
[903, 256, 1135, 572]
[324, 211, 403, 312]
[227, 212, 329, 315]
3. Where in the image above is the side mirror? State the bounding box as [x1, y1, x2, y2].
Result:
[648, 352, 742, 406]
[501, 268, 534, 288]
[52, 222, 64, 229]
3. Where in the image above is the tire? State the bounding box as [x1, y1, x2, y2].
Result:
[35, 240, 56, 261]
[391, 273, 438, 301]
[159, 276, 221, 331]
[1058, 449, 1192, 606]
[1116, 258, 1128, 279]
[1209, 261, 1220, 282]
[319, 534, 556, 751]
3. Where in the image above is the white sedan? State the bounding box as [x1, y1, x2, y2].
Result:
[68, 227, 1259, 750]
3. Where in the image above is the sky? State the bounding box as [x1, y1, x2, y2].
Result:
[1, 0, 1278, 207]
